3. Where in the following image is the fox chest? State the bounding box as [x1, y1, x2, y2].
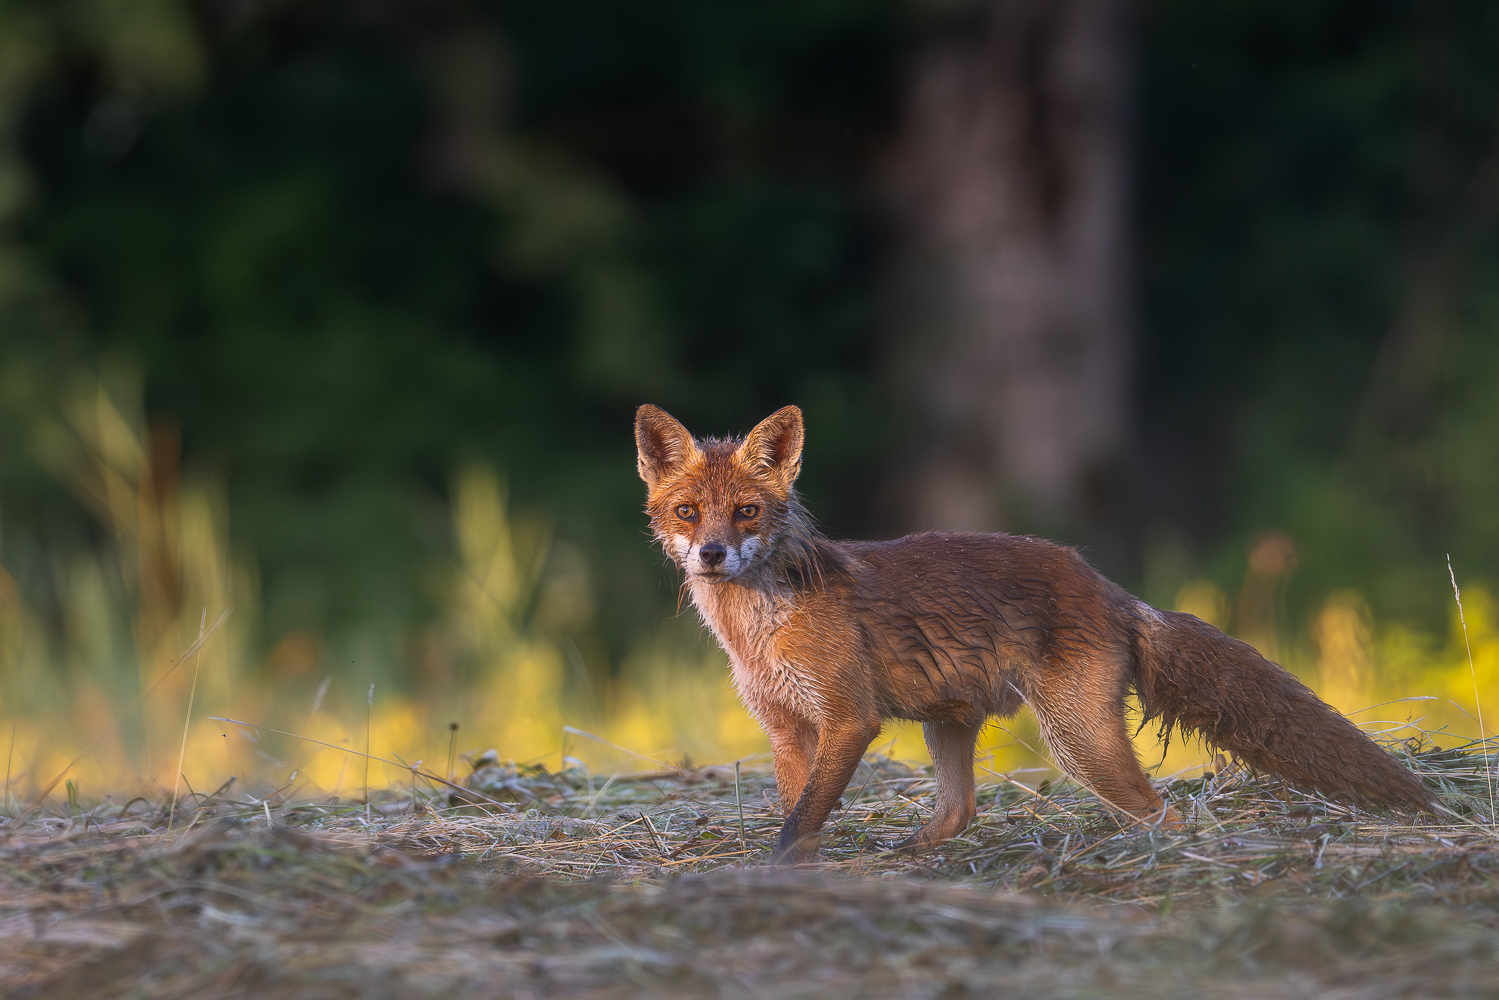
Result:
[692, 587, 825, 722]
[728, 646, 825, 724]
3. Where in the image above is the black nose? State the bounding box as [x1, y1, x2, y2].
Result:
[698, 542, 726, 568]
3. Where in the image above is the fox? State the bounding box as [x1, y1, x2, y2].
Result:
[635, 403, 1436, 862]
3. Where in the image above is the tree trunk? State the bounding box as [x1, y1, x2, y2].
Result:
[882, 0, 1133, 537]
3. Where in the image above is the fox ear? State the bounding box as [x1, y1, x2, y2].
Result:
[636, 405, 699, 487]
[735, 405, 804, 488]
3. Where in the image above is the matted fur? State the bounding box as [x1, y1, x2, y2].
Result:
[636, 405, 1434, 862]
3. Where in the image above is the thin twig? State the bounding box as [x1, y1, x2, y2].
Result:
[207, 716, 518, 812]
[563, 725, 684, 772]
[17, 608, 232, 824]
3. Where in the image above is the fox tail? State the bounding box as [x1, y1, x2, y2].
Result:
[1132, 608, 1435, 811]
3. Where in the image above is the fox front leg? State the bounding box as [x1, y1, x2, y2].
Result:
[761, 709, 818, 815]
[772, 718, 880, 863]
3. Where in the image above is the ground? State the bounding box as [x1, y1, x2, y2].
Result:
[1, 743, 1496, 998]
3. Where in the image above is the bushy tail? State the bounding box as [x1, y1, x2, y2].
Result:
[1133, 608, 1435, 811]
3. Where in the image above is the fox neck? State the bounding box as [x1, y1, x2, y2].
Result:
[687, 569, 791, 686]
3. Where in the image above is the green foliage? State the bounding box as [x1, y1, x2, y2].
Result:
[1139, 0, 1499, 629]
[0, 0, 1496, 683]
[2, 0, 902, 666]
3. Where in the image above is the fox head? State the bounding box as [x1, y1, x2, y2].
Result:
[635, 404, 804, 583]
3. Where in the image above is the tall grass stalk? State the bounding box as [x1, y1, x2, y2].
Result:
[365, 683, 374, 824]
[167, 608, 208, 830]
[4, 723, 12, 817]
[1447, 554, 1496, 827]
[735, 761, 746, 855]
[447, 722, 459, 782]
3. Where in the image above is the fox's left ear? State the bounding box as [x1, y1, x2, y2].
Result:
[735, 405, 804, 489]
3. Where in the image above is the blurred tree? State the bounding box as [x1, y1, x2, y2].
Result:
[881, 0, 1134, 557]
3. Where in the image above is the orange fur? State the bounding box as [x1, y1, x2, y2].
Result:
[636, 404, 1435, 862]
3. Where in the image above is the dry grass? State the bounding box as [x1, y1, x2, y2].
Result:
[0, 736, 1495, 999]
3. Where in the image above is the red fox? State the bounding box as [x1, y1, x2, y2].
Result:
[635, 404, 1435, 862]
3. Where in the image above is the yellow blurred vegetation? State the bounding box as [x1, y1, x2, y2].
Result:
[0, 381, 1493, 808]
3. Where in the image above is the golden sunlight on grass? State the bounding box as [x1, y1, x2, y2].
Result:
[0, 381, 1493, 812]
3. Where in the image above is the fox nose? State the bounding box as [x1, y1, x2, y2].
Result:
[698, 542, 727, 568]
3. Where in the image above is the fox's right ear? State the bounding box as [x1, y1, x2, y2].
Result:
[635, 405, 699, 488]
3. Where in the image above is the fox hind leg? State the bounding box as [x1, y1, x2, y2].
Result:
[899, 716, 983, 850]
[1028, 665, 1178, 827]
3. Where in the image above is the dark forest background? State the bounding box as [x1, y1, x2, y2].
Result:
[2, 0, 1498, 693]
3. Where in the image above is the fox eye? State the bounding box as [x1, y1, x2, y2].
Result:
[735, 504, 759, 520]
[675, 504, 698, 521]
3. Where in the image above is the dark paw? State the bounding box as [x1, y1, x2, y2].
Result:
[887, 835, 926, 855]
[771, 831, 822, 864]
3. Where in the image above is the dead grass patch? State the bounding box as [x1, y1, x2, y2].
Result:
[0, 737, 1495, 998]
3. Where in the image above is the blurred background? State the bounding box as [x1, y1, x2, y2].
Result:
[0, 0, 1496, 799]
